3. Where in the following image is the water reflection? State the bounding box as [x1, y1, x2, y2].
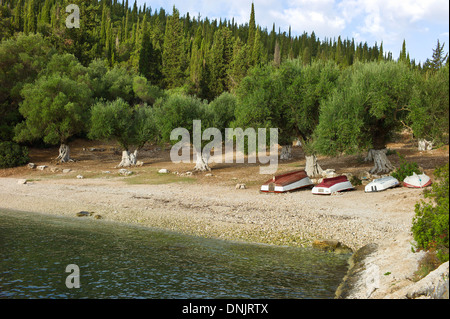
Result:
[0, 210, 349, 299]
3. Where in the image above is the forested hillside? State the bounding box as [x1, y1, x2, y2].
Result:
[1, 0, 409, 96]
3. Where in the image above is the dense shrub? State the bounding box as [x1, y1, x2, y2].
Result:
[412, 164, 449, 263]
[0, 141, 29, 168]
[391, 153, 421, 182]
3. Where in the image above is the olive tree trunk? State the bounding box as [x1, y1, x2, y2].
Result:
[56, 144, 73, 163]
[305, 154, 323, 178]
[365, 149, 395, 175]
[194, 150, 211, 172]
[117, 150, 138, 168]
[280, 145, 293, 160]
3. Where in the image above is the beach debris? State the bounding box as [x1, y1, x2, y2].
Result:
[37, 165, 47, 171]
[17, 179, 28, 185]
[235, 183, 247, 190]
[28, 163, 36, 169]
[118, 169, 133, 176]
[158, 169, 170, 174]
[76, 211, 93, 217]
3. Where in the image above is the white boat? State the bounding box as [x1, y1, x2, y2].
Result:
[261, 170, 314, 193]
[403, 173, 432, 188]
[365, 176, 400, 193]
[312, 176, 354, 195]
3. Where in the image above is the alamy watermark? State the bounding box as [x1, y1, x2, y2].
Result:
[170, 120, 279, 175]
[65, 264, 80, 289]
[66, 4, 80, 29]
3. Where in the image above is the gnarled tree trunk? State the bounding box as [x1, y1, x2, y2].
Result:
[305, 154, 323, 177]
[280, 145, 293, 160]
[365, 149, 395, 175]
[56, 144, 73, 163]
[117, 150, 138, 168]
[418, 139, 433, 151]
[194, 150, 211, 172]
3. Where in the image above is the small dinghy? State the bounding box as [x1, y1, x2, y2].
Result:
[403, 173, 432, 188]
[365, 176, 400, 193]
[261, 170, 314, 193]
[312, 176, 354, 195]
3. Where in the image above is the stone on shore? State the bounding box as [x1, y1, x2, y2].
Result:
[119, 169, 133, 176]
[17, 179, 28, 185]
[312, 239, 353, 254]
[28, 163, 36, 169]
[158, 169, 170, 174]
[37, 165, 47, 171]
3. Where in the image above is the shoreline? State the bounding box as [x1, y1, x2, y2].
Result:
[0, 176, 439, 298]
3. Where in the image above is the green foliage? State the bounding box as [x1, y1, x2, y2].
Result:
[153, 92, 208, 144]
[313, 61, 416, 156]
[15, 72, 92, 146]
[412, 164, 449, 263]
[391, 153, 421, 182]
[89, 98, 155, 151]
[0, 141, 29, 169]
[409, 65, 449, 144]
[208, 92, 237, 134]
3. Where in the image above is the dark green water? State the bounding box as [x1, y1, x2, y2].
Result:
[0, 210, 350, 299]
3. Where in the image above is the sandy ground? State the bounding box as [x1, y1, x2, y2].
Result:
[0, 138, 448, 298]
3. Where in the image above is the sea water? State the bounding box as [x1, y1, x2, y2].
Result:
[0, 210, 350, 299]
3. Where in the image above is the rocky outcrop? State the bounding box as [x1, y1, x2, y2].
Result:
[399, 262, 449, 299]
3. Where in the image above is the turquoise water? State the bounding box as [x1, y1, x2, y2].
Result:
[0, 210, 350, 299]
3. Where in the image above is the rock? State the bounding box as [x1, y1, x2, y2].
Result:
[158, 169, 170, 174]
[94, 215, 103, 220]
[76, 175, 84, 179]
[28, 163, 36, 169]
[76, 211, 93, 217]
[17, 179, 27, 185]
[418, 139, 433, 151]
[185, 171, 193, 176]
[322, 169, 337, 178]
[37, 165, 47, 171]
[50, 167, 60, 173]
[235, 184, 247, 190]
[404, 262, 449, 299]
[102, 171, 111, 174]
[312, 239, 353, 254]
[62, 169, 72, 174]
[205, 173, 213, 177]
[118, 169, 133, 176]
[136, 161, 144, 167]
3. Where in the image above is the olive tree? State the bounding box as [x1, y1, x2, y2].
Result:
[88, 98, 156, 167]
[313, 61, 416, 174]
[153, 93, 212, 171]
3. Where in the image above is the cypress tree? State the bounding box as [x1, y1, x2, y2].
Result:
[162, 6, 186, 89]
[247, 3, 256, 65]
[14, 0, 23, 31]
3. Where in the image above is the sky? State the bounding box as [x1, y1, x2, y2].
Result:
[136, 0, 450, 65]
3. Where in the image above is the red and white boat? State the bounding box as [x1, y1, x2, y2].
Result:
[312, 176, 354, 195]
[403, 173, 432, 188]
[260, 170, 314, 193]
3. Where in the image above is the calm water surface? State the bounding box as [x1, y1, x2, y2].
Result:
[0, 210, 350, 299]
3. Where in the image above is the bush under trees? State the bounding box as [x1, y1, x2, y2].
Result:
[0, 141, 29, 169]
[412, 164, 449, 263]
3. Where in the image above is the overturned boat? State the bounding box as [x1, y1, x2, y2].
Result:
[312, 176, 354, 195]
[403, 173, 432, 188]
[261, 170, 314, 193]
[365, 176, 400, 193]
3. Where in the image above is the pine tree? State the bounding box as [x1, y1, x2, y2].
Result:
[273, 40, 281, 68]
[162, 6, 186, 89]
[425, 40, 449, 71]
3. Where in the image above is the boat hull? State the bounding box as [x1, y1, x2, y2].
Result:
[365, 176, 400, 193]
[261, 170, 314, 193]
[403, 173, 432, 188]
[312, 176, 354, 195]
